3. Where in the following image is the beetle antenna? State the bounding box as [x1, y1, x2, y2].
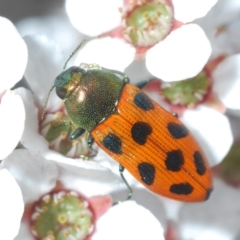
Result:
[63, 39, 86, 70]
[41, 86, 55, 121]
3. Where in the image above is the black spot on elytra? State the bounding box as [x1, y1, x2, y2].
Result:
[134, 92, 154, 111]
[165, 150, 184, 172]
[138, 162, 155, 185]
[103, 133, 122, 154]
[193, 151, 206, 175]
[205, 188, 213, 200]
[167, 122, 189, 139]
[131, 122, 152, 145]
[170, 183, 193, 195]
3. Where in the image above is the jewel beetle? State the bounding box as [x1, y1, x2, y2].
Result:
[43, 44, 213, 202]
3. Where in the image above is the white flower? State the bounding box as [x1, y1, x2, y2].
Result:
[0, 17, 27, 159]
[1, 2, 239, 240]
[1, 149, 164, 240]
[65, 0, 215, 82]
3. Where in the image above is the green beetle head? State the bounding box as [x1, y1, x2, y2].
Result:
[41, 66, 86, 121]
[54, 66, 86, 100]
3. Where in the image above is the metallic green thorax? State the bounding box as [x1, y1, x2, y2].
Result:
[54, 66, 126, 132]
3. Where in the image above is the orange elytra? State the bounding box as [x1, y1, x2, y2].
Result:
[50, 62, 213, 202]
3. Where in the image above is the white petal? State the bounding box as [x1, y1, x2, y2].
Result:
[0, 17, 28, 94]
[212, 54, 240, 109]
[43, 149, 114, 171]
[0, 169, 24, 240]
[41, 149, 121, 197]
[146, 24, 211, 82]
[158, 196, 183, 221]
[95, 149, 145, 190]
[111, 188, 167, 224]
[14, 222, 32, 240]
[14, 88, 49, 152]
[1, 149, 58, 204]
[181, 105, 233, 165]
[180, 179, 240, 240]
[93, 201, 164, 240]
[94, 148, 141, 188]
[226, 18, 240, 54]
[16, 15, 85, 56]
[195, 0, 240, 57]
[74, 37, 135, 72]
[173, 0, 217, 23]
[23, 35, 63, 111]
[65, 0, 122, 36]
[56, 160, 120, 197]
[197, 0, 240, 28]
[0, 90, 25, 159]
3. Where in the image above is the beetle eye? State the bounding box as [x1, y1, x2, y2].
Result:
[56, 87, 67, 99]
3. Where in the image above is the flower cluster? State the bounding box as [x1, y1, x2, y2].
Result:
[0, 0, 240, 239]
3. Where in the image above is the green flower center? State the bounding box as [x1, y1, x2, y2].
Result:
[160, 71, 211, 107]
[123, 0, 173, 46]
[40, 111, 88, 158]
[30, 191, 94, 240]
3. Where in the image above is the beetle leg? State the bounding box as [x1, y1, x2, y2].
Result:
[80, 134, 98, 160]
[68, 126, 86, 140]
[68, 124, 97, 160]
[113, 164, 133, 205]
[135, 78, 155, 89]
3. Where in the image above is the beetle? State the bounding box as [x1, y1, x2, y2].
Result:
[42, 40, 213, 202]
[45, 60, 213, 202]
